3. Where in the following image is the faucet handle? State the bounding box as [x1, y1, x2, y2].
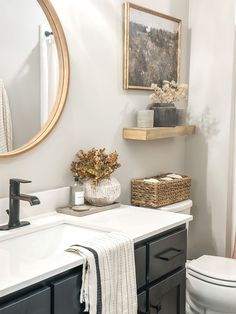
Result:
[10, 179, 32, 184]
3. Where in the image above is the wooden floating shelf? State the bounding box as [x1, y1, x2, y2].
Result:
[123, 125, 196, 141]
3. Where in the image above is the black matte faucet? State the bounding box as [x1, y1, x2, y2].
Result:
[0, 179, 40, 231]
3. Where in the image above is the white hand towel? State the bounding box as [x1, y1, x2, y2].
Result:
[0, 79, 13, 153]
[67, 232, 137, 314]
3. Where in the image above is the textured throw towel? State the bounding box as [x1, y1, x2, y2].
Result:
[66, 232, 137, 314]
[0, 79, 13, 153]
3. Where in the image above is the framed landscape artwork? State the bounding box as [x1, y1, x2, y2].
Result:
[124, 3, 181, 90]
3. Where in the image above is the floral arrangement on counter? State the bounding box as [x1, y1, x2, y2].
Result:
[71, 148, 121, 185]
[150, 80, 188, 104]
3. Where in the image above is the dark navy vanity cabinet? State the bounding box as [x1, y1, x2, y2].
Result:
[0, 287, 51, 314]
[135, 225, 187, 314]
[0, 270, 84, 314]
[0, 225, 187, 314]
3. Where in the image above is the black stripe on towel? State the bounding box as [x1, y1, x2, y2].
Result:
[72, 244, 102, 314]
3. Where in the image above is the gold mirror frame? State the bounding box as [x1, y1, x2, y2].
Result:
[0, 0, 70, 158]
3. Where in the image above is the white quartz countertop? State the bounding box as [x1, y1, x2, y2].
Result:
[76, 205, 192, 242]
[0, 205, 192, 298]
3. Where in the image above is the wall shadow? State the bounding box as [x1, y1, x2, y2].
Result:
[186, 107, 220, 258]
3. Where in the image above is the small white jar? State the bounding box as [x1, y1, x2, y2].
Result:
[137, 110, 154, 128]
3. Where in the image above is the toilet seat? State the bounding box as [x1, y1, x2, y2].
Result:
[187, 268, 236, 287]
[187, 256, 236, 314]
[187, 255, 236, 286]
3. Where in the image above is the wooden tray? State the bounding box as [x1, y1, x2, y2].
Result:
[56, 202, 120, 217]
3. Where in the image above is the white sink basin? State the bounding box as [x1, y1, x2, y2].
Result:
[0, 223, 107, 260]
[0, 221, 109, 297]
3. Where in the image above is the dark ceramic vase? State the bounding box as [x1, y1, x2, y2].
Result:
[149, 103, 177, 127]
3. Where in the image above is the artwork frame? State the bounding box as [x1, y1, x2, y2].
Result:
[123, 2, 181, 90]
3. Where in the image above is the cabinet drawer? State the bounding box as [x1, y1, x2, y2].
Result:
[149, 269, 186, 314]
[135, 245, 146, 289]
[149, 229, 186, 282]
[0, 287, 51, 314]
[52, 272, 85, 314]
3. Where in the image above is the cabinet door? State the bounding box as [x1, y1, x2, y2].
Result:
[148, 269, 186, 314]
[52, 272, 86, 314]
[138, 291, 147, 314]
[0, 287, 51, 314]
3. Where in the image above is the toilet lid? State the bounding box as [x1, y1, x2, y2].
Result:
[187, 255, 236, 286]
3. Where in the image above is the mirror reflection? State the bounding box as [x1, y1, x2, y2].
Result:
[0, 0, 59, 153]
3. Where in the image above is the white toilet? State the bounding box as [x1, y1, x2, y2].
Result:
[186, 255, 236, 314]
[158, 200, 236, 314]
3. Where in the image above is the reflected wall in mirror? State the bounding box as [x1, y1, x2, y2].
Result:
[0, 0, 69, 157]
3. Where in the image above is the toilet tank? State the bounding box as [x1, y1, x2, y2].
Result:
[157, 200, 193, 215]
[157, 200, 193, 231]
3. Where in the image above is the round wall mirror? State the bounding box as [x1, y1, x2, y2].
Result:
[0, 0, 69, 157]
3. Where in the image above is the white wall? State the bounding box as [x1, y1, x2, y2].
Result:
[0, 0, 50, 149]
[0, 0, 190, 212]
[186, 0, 235, 258]
[2, 0, 234, 259]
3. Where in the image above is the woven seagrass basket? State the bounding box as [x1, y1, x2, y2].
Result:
[131, 174, 191, 208]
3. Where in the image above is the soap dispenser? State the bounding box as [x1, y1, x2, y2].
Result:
[70, 177, 84, 206]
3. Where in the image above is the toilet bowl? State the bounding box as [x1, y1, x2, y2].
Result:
[158, 201, 236, 313]
[186, 255, 236, 314]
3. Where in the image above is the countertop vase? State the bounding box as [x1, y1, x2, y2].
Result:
[149, 103, 177, 127]
[84, 177, 121, 206]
